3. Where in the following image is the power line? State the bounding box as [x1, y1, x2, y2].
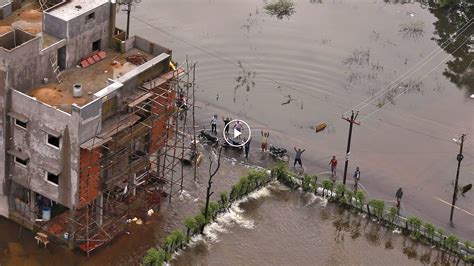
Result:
[350, 18, 473, 114]
[130, 13, 473, 147]
[360, 35, 472, 123]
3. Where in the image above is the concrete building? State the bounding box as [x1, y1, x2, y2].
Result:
[0, 0, 180, 252]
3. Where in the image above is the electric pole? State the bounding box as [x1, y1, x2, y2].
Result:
[125, 0, 132, 39]
[341, 110, 360, 190]
[450, 133, 466, 224]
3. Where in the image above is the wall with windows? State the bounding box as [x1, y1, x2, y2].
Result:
[8, 89, 81, 209]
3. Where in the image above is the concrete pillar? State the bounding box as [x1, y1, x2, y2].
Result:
[29, 190, 35, 222]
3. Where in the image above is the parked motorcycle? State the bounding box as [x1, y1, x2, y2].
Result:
[221, 138, 244, 151]
[199, 130, 218, 145]
[269, 144, 289, 162]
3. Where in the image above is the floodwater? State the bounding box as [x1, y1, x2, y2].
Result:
[0, 0, 473, 265]
[121, 0, 474, 240]
[173, 184, 457, 265]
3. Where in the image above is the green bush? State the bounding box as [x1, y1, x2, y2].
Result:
[230, 184, 239, 202]
[219, 191, 228, 210]
[238, 176, 249, 197]
[195, 213, 206, 233]
[321, 180, 333, 191]
[143, 247, 166, 266]
[407, 216, 423, 239]
[334, 183, 346, 200]
[424, 223, 435, 242]
[184, 217, 198, 238]
[446, 234, 459, 251]
[387, 207, 398, 225]
[302, 174, 312, 192]
[345, 190, 354, 206]
[355, 191, 365, 209]
[208, 201, 220, 220]
[368, 199, 385, 219]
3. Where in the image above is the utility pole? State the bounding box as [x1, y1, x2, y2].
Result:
[114, 0, 133, 39]
[450, 133, 466, 224]
[125, 0, 132, 39]
[341, 110, 360, 190]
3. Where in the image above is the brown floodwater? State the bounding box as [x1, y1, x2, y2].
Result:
[0, 0, 473, 265]
[121, 0, 474, 239]
[173, 184, 459, 265]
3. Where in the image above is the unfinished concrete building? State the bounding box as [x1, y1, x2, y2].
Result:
[0, 0, 186, 253]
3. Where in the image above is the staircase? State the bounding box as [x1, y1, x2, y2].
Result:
[49, 55, 62, 84]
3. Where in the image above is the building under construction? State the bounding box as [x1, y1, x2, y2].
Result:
[0, 0, 195, 254]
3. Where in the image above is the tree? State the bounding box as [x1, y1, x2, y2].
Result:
[203, 147, 223, 227]
[184, 217, 197, 240]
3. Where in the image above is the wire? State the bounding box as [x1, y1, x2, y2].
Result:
[360, 35, 472, 123]
[350, 18, 473, 114]
[130, 13, 473, 148]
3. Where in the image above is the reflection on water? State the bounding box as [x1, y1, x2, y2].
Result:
[173, 186, 455, 265]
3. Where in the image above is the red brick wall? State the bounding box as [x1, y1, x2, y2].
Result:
[79, 148, 101, 208]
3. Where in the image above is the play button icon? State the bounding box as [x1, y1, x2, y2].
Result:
[223, 119, 251, 147]
[234, 128, 242, 138]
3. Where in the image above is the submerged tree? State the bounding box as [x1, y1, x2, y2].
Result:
[264, 0, 296, 20]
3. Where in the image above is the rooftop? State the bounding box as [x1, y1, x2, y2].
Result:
[0, 2, 60, 49]
[46, 0, 108, 21]
[27, 48, 154, 113]
[0, 2, 42, 35]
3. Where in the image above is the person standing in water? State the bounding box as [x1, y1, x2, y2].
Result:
[293, 147, 305, 167]
[244, 137, 252, 160]
[261, 130, 269, 153]
[233, 120, 243, 139]
[210, 115, 217, 134]
[396, 187, 403, 212]
[223, 117, 232, 135]
[329, 156, 338, 178]
[353, 167, 361, 192]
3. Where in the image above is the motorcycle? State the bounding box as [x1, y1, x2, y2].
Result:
[221, 138, 244, 151]
[199, 130, 218, 145]
[269, 144, 289, 162]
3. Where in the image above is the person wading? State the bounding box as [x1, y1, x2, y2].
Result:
[210, 115, 218, 134]
[261, 130, 269, 153]
[293, 147, 305, 168]
[233, 121, 243, 139]
[223, 117, 231, 135]
[244, 137, 252, 160]
[396, 187, 403, 213]
[353, 167, 360, 192]
[329, 156, 337, 178]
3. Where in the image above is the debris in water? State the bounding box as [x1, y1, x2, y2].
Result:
[470, 94, 474, 99]
[264, 0, 295, 20]
[281, 94, 294, 105]
[315, 123, 327, 133]
[399, 21, 424, 39]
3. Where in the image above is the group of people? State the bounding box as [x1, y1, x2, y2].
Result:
[209, 115, 405, 211]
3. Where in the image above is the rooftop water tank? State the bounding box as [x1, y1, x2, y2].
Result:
[73, 83, 82, 98]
